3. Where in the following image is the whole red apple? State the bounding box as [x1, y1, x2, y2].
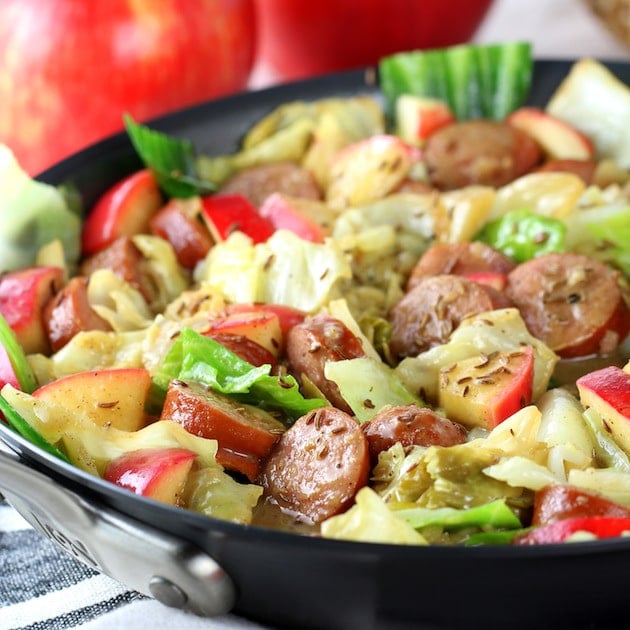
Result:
[255, 0, 494, 81]
[0, 0, 256, 175]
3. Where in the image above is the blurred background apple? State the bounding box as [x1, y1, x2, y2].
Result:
[253, 0, 495, 82]
[0, 0, 257, 175]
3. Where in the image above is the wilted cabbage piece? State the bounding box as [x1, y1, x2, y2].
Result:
[325, 356, 421, 423]
[196, 96, 385, 186]
[0, 144, 81, 272]
[87, 269, 154, 332]
[184, 467, 262, 525]
[321, 487, 427, 545]
[395, 308, 558, 403]
[1, 384, 217, 473]
[197, 230, 351, 312]
[29, 330, 146, 384]
[132, 234, 191, 311]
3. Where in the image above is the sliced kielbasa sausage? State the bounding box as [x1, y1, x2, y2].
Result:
[389, 274, 513, 359]
[407, 242, 516, 291]
[258, 407, 370, 523]
[424, 120, 542, 190]
[219, 162, 322, 208]
[505, 252, 630, 358]
[362, 404, 467, 464]
[161, 379, 286, 481]
[43, 276, 112, 352]
[149, 199, 213, 270]
[285, 314, 365, 413]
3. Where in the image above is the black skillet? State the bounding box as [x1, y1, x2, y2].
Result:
[2, 60, 630, 630]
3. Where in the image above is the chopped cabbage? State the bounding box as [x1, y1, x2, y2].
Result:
[567, 468, 630, 506]
[395, 308, 558, 403]
[28, 330, 146, 384]
[536, 388, 594, 477]
[321, 487, 427, 545]
[582, 407, 630, 472]
[483, 456, 563, 491]
[563, 202, 630, 275]
[132, 234, 191, 310]
[324, 357, 421, 423]
[1, 385, 218, 474]
[546, 58, 630, 168]
[87, 269, 153, 332]
[2, 384, 262, 524]
[197, 230, 351, 312]
[0, 144, 81, 272]
[183, 467, 262, 525]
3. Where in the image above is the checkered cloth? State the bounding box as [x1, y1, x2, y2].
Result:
[0, 500, 267, 630]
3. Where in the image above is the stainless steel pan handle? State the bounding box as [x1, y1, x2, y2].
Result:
[0, 446, 235, 616]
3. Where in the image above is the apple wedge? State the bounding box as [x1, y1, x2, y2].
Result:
[258, 193, 333, 243]
[395, 95, 455, 145]
[33, 367, 151, 431]
[0, 343, 20, 390]
[205, 310, 283, 357]
[104, 447, 197, 505]
[507, 107, 594, 161]
[0, 265, 65, 355]
[577, 366, 630, 454]
[81, 169, 163, 256]
[326, 134, 415, 210]
[438, 346, 534, 429]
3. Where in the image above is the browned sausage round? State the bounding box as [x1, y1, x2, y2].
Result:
[424, 120, 542, 190]
[285, 314, 365, 413]
[258, 407, 370, 523]
[362, 404, 467, 463]
[505, 253, 630, 358]
[43, 276, 112, 352]
[389, 274, 513, 359]
[536, 159, 596, 185]
[219, 161, 322, 208]
[407, 242, 516, 291]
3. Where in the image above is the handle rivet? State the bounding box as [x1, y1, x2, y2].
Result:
[149, 576, 188, 609]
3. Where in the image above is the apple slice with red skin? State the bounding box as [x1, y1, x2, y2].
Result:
[507, 107, 595, 161]
[0, 343, 20, 391]
[226, 303, 306, 337]
[103, 447, 197, 505]
[438, 345, 535, 429]
[577, 366, 630, 454]
[206, 332, 278, 369]
[395, 95, 456, 144]
[149, 198, 213, 270]
[81, 169, 163, 256]
[160, 379, 285, 481]
[258, 193, 331, 243]
[204, 310, 283, 357]
[33, 367, 151, 431]
[0, 266, 65, 355]
[201, 193, 275, 244]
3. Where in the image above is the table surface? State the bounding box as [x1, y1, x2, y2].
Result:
[2, 1, 630, 628]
